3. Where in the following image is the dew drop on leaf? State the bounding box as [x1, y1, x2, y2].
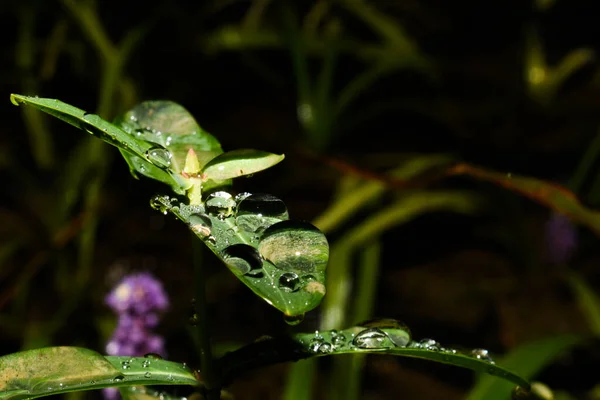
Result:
[418, 338, 441, 351]
[144, 353, 163, 360]
[317, 342, 334, 354]
[359, 318, 412, 347]
[221, 244, 263, 276]
[352, 328, 395, 349]
[188, 213, 212, 238]
[113, 375, 125, 382]
[330, 330, 347, 348]
[258, 221, 329, 273]
[278, 272, 300, 292]
[471, 348, 495, 363]
[206, 191, 236, 218]
[144, 372, 152, 378]
[236, 194, 289, 233]
[142, 360, 151, 368]
[145, 146, 172, 169]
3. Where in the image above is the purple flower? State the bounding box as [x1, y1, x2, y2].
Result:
[106, 272, 169, 314]
[545, 212, 578, 264]
[104, 272, 169, 400]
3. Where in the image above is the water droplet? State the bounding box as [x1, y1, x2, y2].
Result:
[308, 337, 324, 353]
[121, 360, 131, 370]
[278, 272, 300, 292]
[189, 313, 199, 326]
[471, 348, 494, 363]
[144, 353, 163, 360]
[419, 338, 441, 351]
[236, 194, 289, 233]
[317, 342, 333, 354]
[331, 330, 347, 348]
[142, 360, 151, 368]
[283, 313, 304, 326]
[352, 328, 395, 349]
[150, 194, 172, 214]
[145, 146, 172, 169]
[113, 375, 125, 382]
[258, 221, 329, 273]
[144, 371, 152, 378]
[206, 191, 236, 218]
[58, 383, 64, 389]
[221, 244, 263, 276]
[188, 213, 212, 238]
[359, 318, 412, 347]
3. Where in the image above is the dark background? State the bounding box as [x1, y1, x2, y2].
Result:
[2, 1, 600, 399]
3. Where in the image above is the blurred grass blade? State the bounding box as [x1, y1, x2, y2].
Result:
[466, 335, 582, 400]
[218, 325, 530, 390]
[119, 386, 191, 400]
[566, 272, 600, 336]
[448, 163, 600, 237]
[0, 347, 200, 400]
[313, 154, 455, 233]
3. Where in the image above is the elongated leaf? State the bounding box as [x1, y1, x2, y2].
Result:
[151, 192, 327, 318]
[466, 335, 583, 400]
[201, 149, 285, 181]
[9, 95, 191, 195]
[119, 386, 190, 400]
[0, 347, 200, 400]
[448, 163, 600, 236]
[217, 323, 530, 389]
[567, 272, 600, 336]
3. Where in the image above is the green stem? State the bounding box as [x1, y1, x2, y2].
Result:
[192, 238, 220, 400]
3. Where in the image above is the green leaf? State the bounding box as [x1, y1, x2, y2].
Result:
[9, 95, 194, 195]
[0, 347, 200, 400]
[449, 163, 600, 237]
[217, 323, 531, 389]
[566, 272, 600, 336]
[10, 94, 152, 159]
[115, 100, 223, 183]
[119, 386, 190, 400]
[152, 192, 327, 317]
[466, 335, 583, 400]
[201, 149, 285, 181]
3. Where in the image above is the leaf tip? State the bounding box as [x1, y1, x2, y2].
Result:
[9, 94, 24, 106]
[184, 148, 201, 175]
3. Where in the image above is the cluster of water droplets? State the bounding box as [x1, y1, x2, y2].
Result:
[150, 190, 328, 321]
[300, 319, 496, 366]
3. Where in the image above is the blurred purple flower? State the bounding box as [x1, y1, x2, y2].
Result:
[545, 212, 578, 264]
[106, 272, 169, 314]
[103, 272, 169, 400]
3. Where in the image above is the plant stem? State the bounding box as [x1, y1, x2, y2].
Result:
[192, 238, 220, 400]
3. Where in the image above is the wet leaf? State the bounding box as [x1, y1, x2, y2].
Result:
[0, 347, 200, 400]
[448, 163, 600, 236]
[201, 149, 285, 181]
[119, 386, 191, 400]
[151, 192, 327, 317]
[115, 101, 223, 185]
[9, 94, 191, 194]
[217, 324, 531, 389]
[466, 335, 582, 400]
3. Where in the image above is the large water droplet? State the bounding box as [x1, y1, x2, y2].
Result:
[236, 194, 289, 233]
[144, 372, 152, 378]
[188, 213, 212, 239]
[206, 191, 236, 219]
[145, 146, 172, 169]
[278, 272, 300, 292]
[471, 348, 495, 364]
[258, 221, 329, 273]
[308, 337, 324, 353]
[221, 244, 263, 276]
[113, 375, 125, 382]
[359, 318, 412, 347]
[352, 328, 395, 349]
